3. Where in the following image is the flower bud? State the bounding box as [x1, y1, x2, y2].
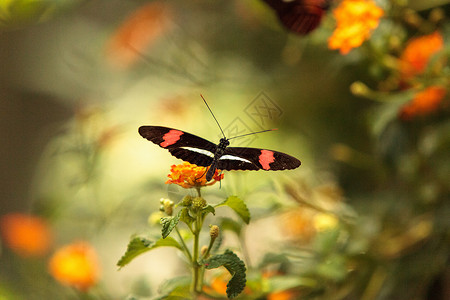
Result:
[209, 225, 219, 239]
[350, 81, 371, 97]
[180, 195, 193, 206]
[192, 197, 206, 210]
[201, 245, 208, 257]
[162, 199, 174, 216]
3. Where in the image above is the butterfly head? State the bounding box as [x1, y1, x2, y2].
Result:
[219, 138, 230, 148]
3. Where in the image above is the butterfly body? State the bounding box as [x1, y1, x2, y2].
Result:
[138, 125, 301, 181]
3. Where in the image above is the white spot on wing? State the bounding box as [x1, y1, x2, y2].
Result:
[219, 155, 252, 163]
[181, 147, 214, 158]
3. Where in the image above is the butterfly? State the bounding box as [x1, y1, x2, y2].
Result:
[263, 0, 331, 35]
[139, 96, 301, 181]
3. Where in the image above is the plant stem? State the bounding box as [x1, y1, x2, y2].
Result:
[175, 227, 192, 262]
[191, 187, 205, 295]
[191, 211, 202, 294]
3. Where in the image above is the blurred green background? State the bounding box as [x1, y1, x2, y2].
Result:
[1, 0, 449, 299]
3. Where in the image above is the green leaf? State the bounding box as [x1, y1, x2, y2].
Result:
[202, 204, 215, 216]
[158, 276, 191, 294]
[155, 276, 192, 300]
[369, 90, 414, 138]
[316, 254, 347, 281]
[265, 275, 317, 292]
[216, 196, 250, 224]
[312, 228, 340, 255]
[179, 207, 195, 227]
[258, 252, 290, 269]
[204, 249, 247, 299]
[117, 236, 182, 268]
[161, 210, 182, 238]
[220, 217, 242, 236]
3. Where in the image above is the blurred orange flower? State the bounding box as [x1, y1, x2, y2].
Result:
[203, 272, 251, 297]
[268, 290, 298, 300]
[166, 162, 223, 189]
[399, 31, 444, 80]
[0, 213, 52, 257]
[280, 208, 316, 242]
[328, 0, 383, 54]
[48, 241, 100, 291]
[400, 86, 447, 120]
[205, 273, 229, 296]
[106, 1, 172, 68]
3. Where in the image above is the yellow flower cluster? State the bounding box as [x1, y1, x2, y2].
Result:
[328, 0, 384, 54]
[48, 241, 100, 291]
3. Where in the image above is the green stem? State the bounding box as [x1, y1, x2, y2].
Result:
[191, 187, 205, 295]
[191, 211, 202, 295]
[201, 233, 216, 260]
[175, 227, 192, 262]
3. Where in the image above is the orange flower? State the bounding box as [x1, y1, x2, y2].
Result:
[268, 290, 298, 300]
[165, 162, 223, 189]
[400, 86, 447, 120]
[49, 241, 100, 291]
[207, 273, 230, 296]
[328, 0, 383, 54]
[105, 1, 172, 68]
[280, 208, 317, 242]
[399, 31, 444, 80]
[203, 272, 251, 297]
[0, 213, 52, 257]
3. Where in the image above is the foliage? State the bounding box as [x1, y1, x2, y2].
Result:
[1, 0, 449, 299]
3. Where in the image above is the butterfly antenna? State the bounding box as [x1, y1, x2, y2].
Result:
[228, 128, 278, 140]
[201, 94, 226, 139]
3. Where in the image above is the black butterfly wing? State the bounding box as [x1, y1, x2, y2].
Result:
[263, 0, 328, 35]
[138, 126, 216, 167]
[217, 147, 301, 171]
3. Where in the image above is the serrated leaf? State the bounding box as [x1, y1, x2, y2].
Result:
[117, 236, 182, 268]
[204, 249, 246, 299]
[161, 210, 182, 238]
[202, 204, 215, 216]
[179, 207, 195, 227]
[216, 196, 250, 224]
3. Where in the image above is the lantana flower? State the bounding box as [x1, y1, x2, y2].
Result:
[48, 241, 100, 291]
[399, 31, 444, 80]
[105, 1, 172, 68]
[165, 162, 223, 189]
[0, 213, 52, 257]
[328, 0, 384, 54]
[400, 86, 447, 120]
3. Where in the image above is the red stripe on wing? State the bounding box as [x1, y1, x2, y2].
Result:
[160, 130, 183, 147]
[259, 150, 275, 170]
